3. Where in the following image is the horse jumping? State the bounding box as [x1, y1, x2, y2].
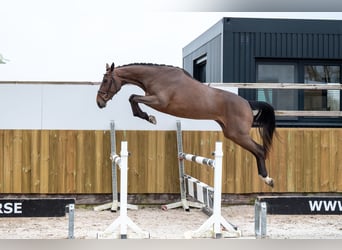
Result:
[96, 63, 276, 187]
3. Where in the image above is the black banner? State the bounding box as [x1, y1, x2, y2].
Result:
[0, 198, 75, 217]
[258, 196, 342, 215]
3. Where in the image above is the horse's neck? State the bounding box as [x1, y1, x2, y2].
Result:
[116, 66, 150, 89]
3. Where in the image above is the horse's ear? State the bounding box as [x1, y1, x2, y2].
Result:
[110, 62, 115, 72]
[106, 63, 110, 71]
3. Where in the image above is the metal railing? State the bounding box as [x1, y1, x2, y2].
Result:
[210, 82, 342, 117]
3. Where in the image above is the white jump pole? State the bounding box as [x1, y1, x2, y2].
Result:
[186, 142, 241, 238]
[109, 124, 138, 211]
[97, 141, 149, 239]
[119, 141, 128, 237]
[94, 121, 138, 212]
[213, 141, 223, 235]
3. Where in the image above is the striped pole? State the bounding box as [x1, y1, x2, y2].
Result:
[178, 152, 215, 168]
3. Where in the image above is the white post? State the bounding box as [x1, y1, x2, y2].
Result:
[213, 141, 223, 237]
[94, 121, 138, 212]
[97, 141, 149, 239]
[119, 141, 128, 238]
[185, 141, 241, 239]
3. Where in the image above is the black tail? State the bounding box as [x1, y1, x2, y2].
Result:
[248, 101, 276, 156]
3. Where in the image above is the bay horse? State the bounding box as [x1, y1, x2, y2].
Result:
[97, 63, 276, 187]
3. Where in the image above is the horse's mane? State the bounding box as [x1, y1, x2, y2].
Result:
[117, 63, 192, 78]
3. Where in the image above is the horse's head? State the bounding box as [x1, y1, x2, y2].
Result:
[96, 62, 121, 108]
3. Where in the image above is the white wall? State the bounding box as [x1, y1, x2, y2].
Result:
[0, 83, 237, 130]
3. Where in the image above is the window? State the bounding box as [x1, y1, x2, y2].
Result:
[256, 63, 298, 120]
[254, 61, 342, 126]
[304, 65, 340, 112]
[193, 56, 207, 82]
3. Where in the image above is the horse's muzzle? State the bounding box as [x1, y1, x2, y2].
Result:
[97, 101, 106, 108]
[96, 95, 107, 108]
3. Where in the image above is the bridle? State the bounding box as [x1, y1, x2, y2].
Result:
[97, 73, 118, 101]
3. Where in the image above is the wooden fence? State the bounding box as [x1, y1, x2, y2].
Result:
[1, 128, 342, 194]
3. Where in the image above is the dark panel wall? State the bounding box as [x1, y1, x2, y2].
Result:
[183, 19, 224, 82]
[222, 18, 342, 83]
[184, 18, 342, 81]
[183, 34, 222, 82]
[254, 32, 342, 59]
[183, 18, 342, 100]
[223, 31, 257, 83]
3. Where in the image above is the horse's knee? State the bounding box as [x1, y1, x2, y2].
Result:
[129, 94, 137, 104]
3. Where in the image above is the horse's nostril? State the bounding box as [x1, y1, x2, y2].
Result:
[97, 101, 103, 108]
[97, 100, 106, 109]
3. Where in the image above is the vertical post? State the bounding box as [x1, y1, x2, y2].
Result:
[162, 120, 203, 211]
[255, 200, 261, 237]
[68, 203, 75, 239]
[110, 121, 118, 211]
[255, 200, 267, 238]
[260, 202, 267, 237]
[213, 141, 223, 238]
[186, 141, 240, 238]
[119, 141, 128, 239]
[97, 141, 149, 239]
[176, 120, 189, 211]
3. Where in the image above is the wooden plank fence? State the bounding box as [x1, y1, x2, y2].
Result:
[0, 128, 342, 194]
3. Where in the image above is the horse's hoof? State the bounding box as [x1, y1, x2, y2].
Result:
[149, 115, 157, 124]
[267, 179, 274, 188]
[260, 175, 274, 188]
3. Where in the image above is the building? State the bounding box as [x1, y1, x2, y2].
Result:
[183, 17, 342, 127]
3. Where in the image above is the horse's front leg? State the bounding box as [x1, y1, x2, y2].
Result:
[129, 94, 157, 124]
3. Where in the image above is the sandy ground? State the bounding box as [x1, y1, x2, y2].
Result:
[0, 205, 342, 239]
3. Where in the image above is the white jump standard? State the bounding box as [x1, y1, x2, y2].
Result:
[94, 121, 138, 212]
[182, 142, 240, 238]
[97, 141, 149, 239]
[164, 120, 240, 238]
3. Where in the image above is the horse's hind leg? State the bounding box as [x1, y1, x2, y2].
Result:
[237, 136, 273, 187]
[252, 141, 274, 187]
[220, 124, 274, 187]
[239, 136, 273, 187]
[129, 94, 158, 124]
